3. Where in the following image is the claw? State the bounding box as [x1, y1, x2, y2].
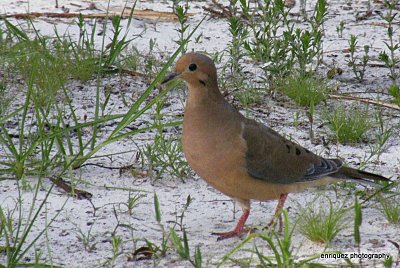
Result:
[264, 193, 288, 232]
[212, 227, 255, 241]
[211, 208, 252, 241]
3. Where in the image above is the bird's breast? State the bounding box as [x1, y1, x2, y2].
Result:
[182, 110, 247, 183]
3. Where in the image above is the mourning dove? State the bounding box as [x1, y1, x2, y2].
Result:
[162, 53, 390, 241]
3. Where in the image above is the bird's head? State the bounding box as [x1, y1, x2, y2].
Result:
[162, 53, 218, 89]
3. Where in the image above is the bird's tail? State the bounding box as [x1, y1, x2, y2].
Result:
[333, 166, 390, 186]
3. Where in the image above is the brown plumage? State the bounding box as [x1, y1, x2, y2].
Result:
[162, 53, 390, 240]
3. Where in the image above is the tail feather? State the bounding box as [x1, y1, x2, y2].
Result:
[333, 166, 390, 186]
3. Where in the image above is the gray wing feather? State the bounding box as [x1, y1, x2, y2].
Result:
[242, 119, 342, 184]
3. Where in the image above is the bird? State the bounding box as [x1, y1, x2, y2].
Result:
[162, 52, 390, 241]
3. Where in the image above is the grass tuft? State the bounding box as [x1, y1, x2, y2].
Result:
[276, 73, 329, 107]
[321, 104, 372, 144]
[377, 186, 400, 224]
[297, 197, 350, 244]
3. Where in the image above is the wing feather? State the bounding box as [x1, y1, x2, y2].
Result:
[242, 119, 342, 184]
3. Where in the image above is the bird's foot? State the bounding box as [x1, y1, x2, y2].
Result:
[264, 193, 288, 233]
[211, 227, 255, 241]
[264, 214, 283, 232]
[213, 207, 253, 241]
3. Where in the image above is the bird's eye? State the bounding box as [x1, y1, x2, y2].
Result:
[188, 63, 197, 71]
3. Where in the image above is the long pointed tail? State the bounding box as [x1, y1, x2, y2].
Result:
[333, 166, 390, 185]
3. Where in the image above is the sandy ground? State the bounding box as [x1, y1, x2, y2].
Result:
[1, 0, 400, 267]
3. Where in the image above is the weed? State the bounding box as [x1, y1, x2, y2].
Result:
[109, 235, 123, 266]
[336, 21, 345, 38]
[321, 104, 372, 144]
[220, 210, 325, 266]
[387, 84, 400, 106]
[0, 180, 65, 267]
[0, 9, 197, 180]
[233, 86, 263, 107]
[170, 228, 190, 260]
[378, 187, 400, 224]
[379, 0, 399, 86]
[143, 38, 161, 80]
[276, 72, 329, 106]
[369, 107, 393, 160]
[140, 193, 202, 266]
[142, 96, 189, 181]
[126, 192, 142, 216]
[223, 14, 262, 107]
[242, 0, 294, 79]
[227, 15, 248, 85]
[174, 4, 190, 54]
[242, 0, 327, 80]
[354, 196, 362, 247]
[194, 246, 202, 268]
[297, 197, 350, 244]
[143, 133, 189, 181]
[347, 35, 370, 82]
[170, 228, 203, 267]
[75, 222, 97, 253]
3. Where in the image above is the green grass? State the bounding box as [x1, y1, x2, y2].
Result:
[0, 13, 203, 180]
[0, 10, 202, 267]
[219, 210, 332, 266]
[378, 191, 400, 224]
[321, 104, 373, 144]
[276, 73, 330, 107]
[240, 0, 327, 80]
[0, 178, 66, 268]
[1, 1, 400, 267]
[297, 197, 350, 244]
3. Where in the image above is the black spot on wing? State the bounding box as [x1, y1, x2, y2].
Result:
[295, 147, 301, 155]
[199, 80, 206, 86]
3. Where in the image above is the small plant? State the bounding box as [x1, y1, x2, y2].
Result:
[170, 228, 190, 260]
[170, 228, 203, 267]
[76, 222, 97, 253]
[242, 0, 294, 79]
[379, 0, 399, 87]
[387, 84, 400, 106]
[174, 4, 190, 54]
[347, 35, 370, 82]
[297, 197, 350, 244]
[354, 196, 362, 252]
[242, 0, 326, 80]
[322, 104, 372, 144]
[220, 210, 323, 266]
[336, 21, 345, 38]
[227, 15, 248, 83]
[378, 186, 400, 224]
[369, 107, 393, 160]
[133, 193, 202, 266]
[142, 97, 189, 181]
[126, 192, 142, 216]
[233, 86, 262, 107]
[0, 181, 65, 267]
[143, 38, 160, 80]
[109, 235, 123, 266]
[276, 73, 329, 106]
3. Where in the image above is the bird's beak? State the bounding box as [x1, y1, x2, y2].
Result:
[161, 72, 179, 84]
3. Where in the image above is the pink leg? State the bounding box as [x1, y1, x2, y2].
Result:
[267, 193, 288, 231]
[211, 208, 253, 241]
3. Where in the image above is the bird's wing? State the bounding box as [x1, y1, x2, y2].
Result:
[242, 119, 342, 184]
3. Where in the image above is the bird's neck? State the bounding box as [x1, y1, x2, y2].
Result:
[186, 82, 223, 109]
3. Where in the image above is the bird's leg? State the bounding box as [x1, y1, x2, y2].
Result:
[266, 193, 288, 232]
[211, 208, 253, 241]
